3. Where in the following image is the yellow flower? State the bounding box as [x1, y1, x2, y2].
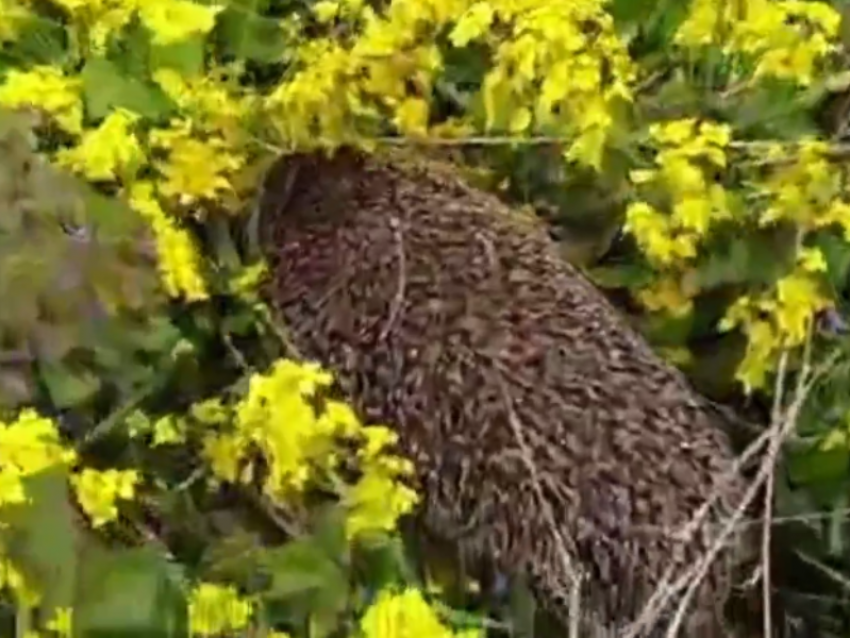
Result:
[45, 607, 73, 638]
[71, 468, 140, 528]
[0, 410, 76, 509]
[636, 276, 694, 317]
[393, 97, 430, 137]
[152, 415, 186, 447]
[798, 247, 828, 273]
[450, 4, 494, 47]
[0, 558, 40, 606]
[138, 0, 223, 45]
[0, 66, 83, 134]
[345, 467, 419, 539]
[54, 109, 145, 182]
[0, 0, 30, 42]
[188, 583, 253, 637]
[152, 69, 252, 143]
[128, 181, 209, 302]
[676, 0, 841, 87]
[150, 124, 244, 204]
[190, 398, 230, 426]
[360, 587, 479, 638]
[202, 434, 247, 484]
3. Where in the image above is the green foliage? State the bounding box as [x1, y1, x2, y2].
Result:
[6, 0, 850, 635]
[0, 109, 174, 413]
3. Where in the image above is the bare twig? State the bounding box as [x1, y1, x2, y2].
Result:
[661, 336, 835, 638]
[762, 347, 791, 638]
[379, 215, 407, 341]
[625, 339, 839, 638]
[493, 370, 584, 638]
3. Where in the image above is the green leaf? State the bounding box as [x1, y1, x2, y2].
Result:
[588, 261, 654, 289]
[507, 575, 537, 638]
[813, 231, 850, 293]
[262, 536, 349, 638]
[787, 446, 850, 488]
[150, 35, 206, 76]
[1, 467, 79, 613]
[723, 82, 820, 140]
[40, 362, 101, 409]
[73, 544, 187, 638]
[696, 227, 797, 290]
[216, 4, 288, 63]
[263, 537, 344, 599]
[81, 58, 174, 121]
[4, 14, 68, 65]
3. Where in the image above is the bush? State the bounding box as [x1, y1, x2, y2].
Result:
[2, 0, 850, 635]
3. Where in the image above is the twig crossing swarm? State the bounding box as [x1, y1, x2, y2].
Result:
[258, 148, 748, 637]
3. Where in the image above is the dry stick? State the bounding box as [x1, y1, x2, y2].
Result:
[626, 345, 836, 638]
[661, 343, 836, 638]
[379, 215, 407, 341]
[493, 371, 584, 638]
[622, 424, 774, 638]
[762, 348, 792, 638]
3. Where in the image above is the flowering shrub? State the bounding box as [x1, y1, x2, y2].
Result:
[3, 0, 850, 634]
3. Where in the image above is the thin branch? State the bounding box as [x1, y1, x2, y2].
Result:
[493, 369, 584, 638]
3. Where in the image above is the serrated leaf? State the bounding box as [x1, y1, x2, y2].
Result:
[81, 58, 174, 121]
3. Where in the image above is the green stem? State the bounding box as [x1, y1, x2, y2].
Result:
[15, 603, 31, 638]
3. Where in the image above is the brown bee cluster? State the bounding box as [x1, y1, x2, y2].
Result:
[257, 147, 748, 637]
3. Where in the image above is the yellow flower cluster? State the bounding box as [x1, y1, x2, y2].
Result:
[0, 410, 76, 509]
[54, 109, 145, 182]
[70, 467, 140, 528]
[269, 0, 634, 170]
[0, 66, 83, 134]
[624, 118, 733, 317]
[360, 587, 480, 638]
[676, 0, 841, 86]
[199, 359, 419, 540]
[0, 0, 249, 303]
[185, 582, 479, 638]
[716, 138, 847, 391]
[721, 248, 830, 391]
[188, 582, 254, 637]
[757, 138, 850, 235]
[0, 411, 74, 607]
[477, 0, 635, 170]
[128, 181, 210, 301]
[0, 409, 144, 617]
[45, 0, 221, 52]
